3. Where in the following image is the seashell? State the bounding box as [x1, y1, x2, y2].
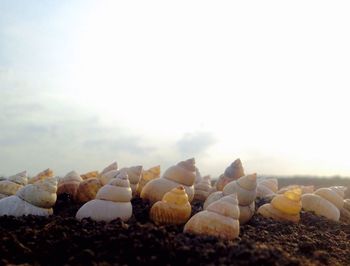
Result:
[222, 173, 257, 206]
[136, 165, 160, 196]
[150, 186, 191, 225]
[258, 188, 302, 223]
[0, 177, 58, 217]
[75, 178, 103, 203]
[8, 171, 28, 186]
[330, 186, 347, 199]
[278, 185, 314, 195]
[257, 178, 278, 198]
[344, 199, 350, 211]
[194, 175, 212, 201]
[76, 171, 132, 222]
[57, 171, 83, 198]
[301, 186, 345, 221]
[28, 168, 53, 184]
[184, 194, 240, 240]
[216, 159, 245, 191]
[99, 169, 119, 186]
[141, 158, 196, 204]
[81, 171, 99, 180]
[203, 191, 224, 210]
[239, 202, 255, 224]
[0, 180, 24, 197]
[195, 167, 202, 184]
[120, 165, 143, 196]
[100, 161, 118, 176]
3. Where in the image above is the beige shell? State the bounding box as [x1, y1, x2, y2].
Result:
[100, 161, 118, 176]
[16, 177, 58, 208]
[222, 173, 257, 206]
[99, 169, 120, 186]
[57, 171, 83, 197]
[184, 194, 240, 240]
[239, 202, 255, 224]
[0, 180, 24, 197]
[8, 171, 28, 186]
[257, 178, 278, 198]
[344, 199, 350, 211]
[75, 178, 102, 203]
[0, 195, 53, 216]
[28, 168, 53, 184]
[330, 186, 347, 199]
[314, 188, 344, 210]
[81, 171, 99, 180]
[150, 186, 191, 225]
[194, 175, 212, 201]
[216, 159, 245, 191]
[301, 193, 340, 221]
[120, 166, 143, 195]
[136, 165, 160, 196]
[203, 191, 224, 210]
[195, 167, 202, 184]
[76, 172, 132, 222]
[141, 158, 196, 204]
[258, 203, 300, 223]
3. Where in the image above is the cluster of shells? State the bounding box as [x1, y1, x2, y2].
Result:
[0, 158, 349, 240]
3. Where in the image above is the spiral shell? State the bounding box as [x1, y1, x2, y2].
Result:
[8, 171, 28, 186]
[257, 178, 278, 198]
[100, 161, 118, 176]
[0, 180, 23, 197]
[76, 172, 132, 222]
[120, 165, 143, 196]
[81, 171, 99, 180]
[216, 159, 245, 191]
[301, 186, 346, 221]
[99, 169, 119, 186]
[141, 158, 196, 204]
[278, 185, 314, 195]
[57, 171, 83, 198]
[194, 175, 212, 201]
[150, 186, 191, 225]
[75, 178, 103, 203]
[136, 165, 160, 196]
[28, 168, 53, 184]
[258, 188, 302, 223]
[184, 194, 240, 240]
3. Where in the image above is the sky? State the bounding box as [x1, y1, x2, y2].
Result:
[1, 1, 350, 178]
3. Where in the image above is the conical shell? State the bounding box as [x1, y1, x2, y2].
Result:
[278, 185, 314, 195]
[301, 193, 340, 221]
[81, 171, 99, 180]
[150, 186, 191, 225]
[136, 165, 160, 196]
[141, 159, 196, 204]
[222, 174, 257, 206]
[0, 180, 23, 196]
[16, 177, 57, 208]
[28, 168, 53, 184]
[120, 166, 143, 195]
[314, 188, 344, 210]
[99, 169, 120, 186]
[194, 175, 212, 201]
[257, 178, 278, 198]
[216, 159, 245, 191]
[0, 195, 53, 217]
[203, 191, 224, 209]
[271, 188, 302, 215]
[100, 162, 118, 176]
[239, 202, 255, 224]
[258, 203, 300, 223]
[184, 194, 240, 240]
[57, 171, 83, 197]
[330, 186, 347, 199]
[8, 171, 28, 186]
[76, 172, 132, 222]
[75, 178, 102, 203]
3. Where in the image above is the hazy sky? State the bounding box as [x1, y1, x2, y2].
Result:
[1, 1, 350, 177]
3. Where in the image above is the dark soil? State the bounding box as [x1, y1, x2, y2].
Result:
[0, 194, 350, 266]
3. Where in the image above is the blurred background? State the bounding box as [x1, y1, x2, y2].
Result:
[1, 0, 349, 177]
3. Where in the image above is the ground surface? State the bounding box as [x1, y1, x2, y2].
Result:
[1, 192, 350, 266]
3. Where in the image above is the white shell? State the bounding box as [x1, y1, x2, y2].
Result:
[302, 193, 340, 221]
[0, 195, 53, 216]
[222, 174, 257, 206]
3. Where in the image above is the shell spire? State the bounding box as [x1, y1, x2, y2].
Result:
[257, 178, 278, 198]
[100, 161, 118, 176]
[0, 171, 28, 199]
[28, 168, 53, 184]
[136, 165, 160, 196]
[184, 194, 240, 240]
[194, 175, 212, 201]
[216, 159, 245, 191]
[57, 171, 83, 198]
[120, 165, 143, 196]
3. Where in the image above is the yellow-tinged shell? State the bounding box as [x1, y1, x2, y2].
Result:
[75, 178, 103, 203]
[301, 193, 340, 221]
[81, 171, 99, 180]
[136, 165, 160, 196]
[278, 185, 314, 195]
[16, 177, 58, 208]
[141, 158, 196, 204]
[257, 178, 278, 198]
[8, 171, 28, 186]
[222, 173, 257, 206]
[76, 172, 132, 222]
[100, 162, 118, 176]
[216, 159, 245, 191]
[258, 203, 300, 223]
[184, 194, 240, 240]
[271, 188, 302, 215]
[57, 171, 83, 197]
[28, 168, 53, 184]
[0, 180, 24, 196]
[150, 186, 191, 225]
[194, 175, 212, 201]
